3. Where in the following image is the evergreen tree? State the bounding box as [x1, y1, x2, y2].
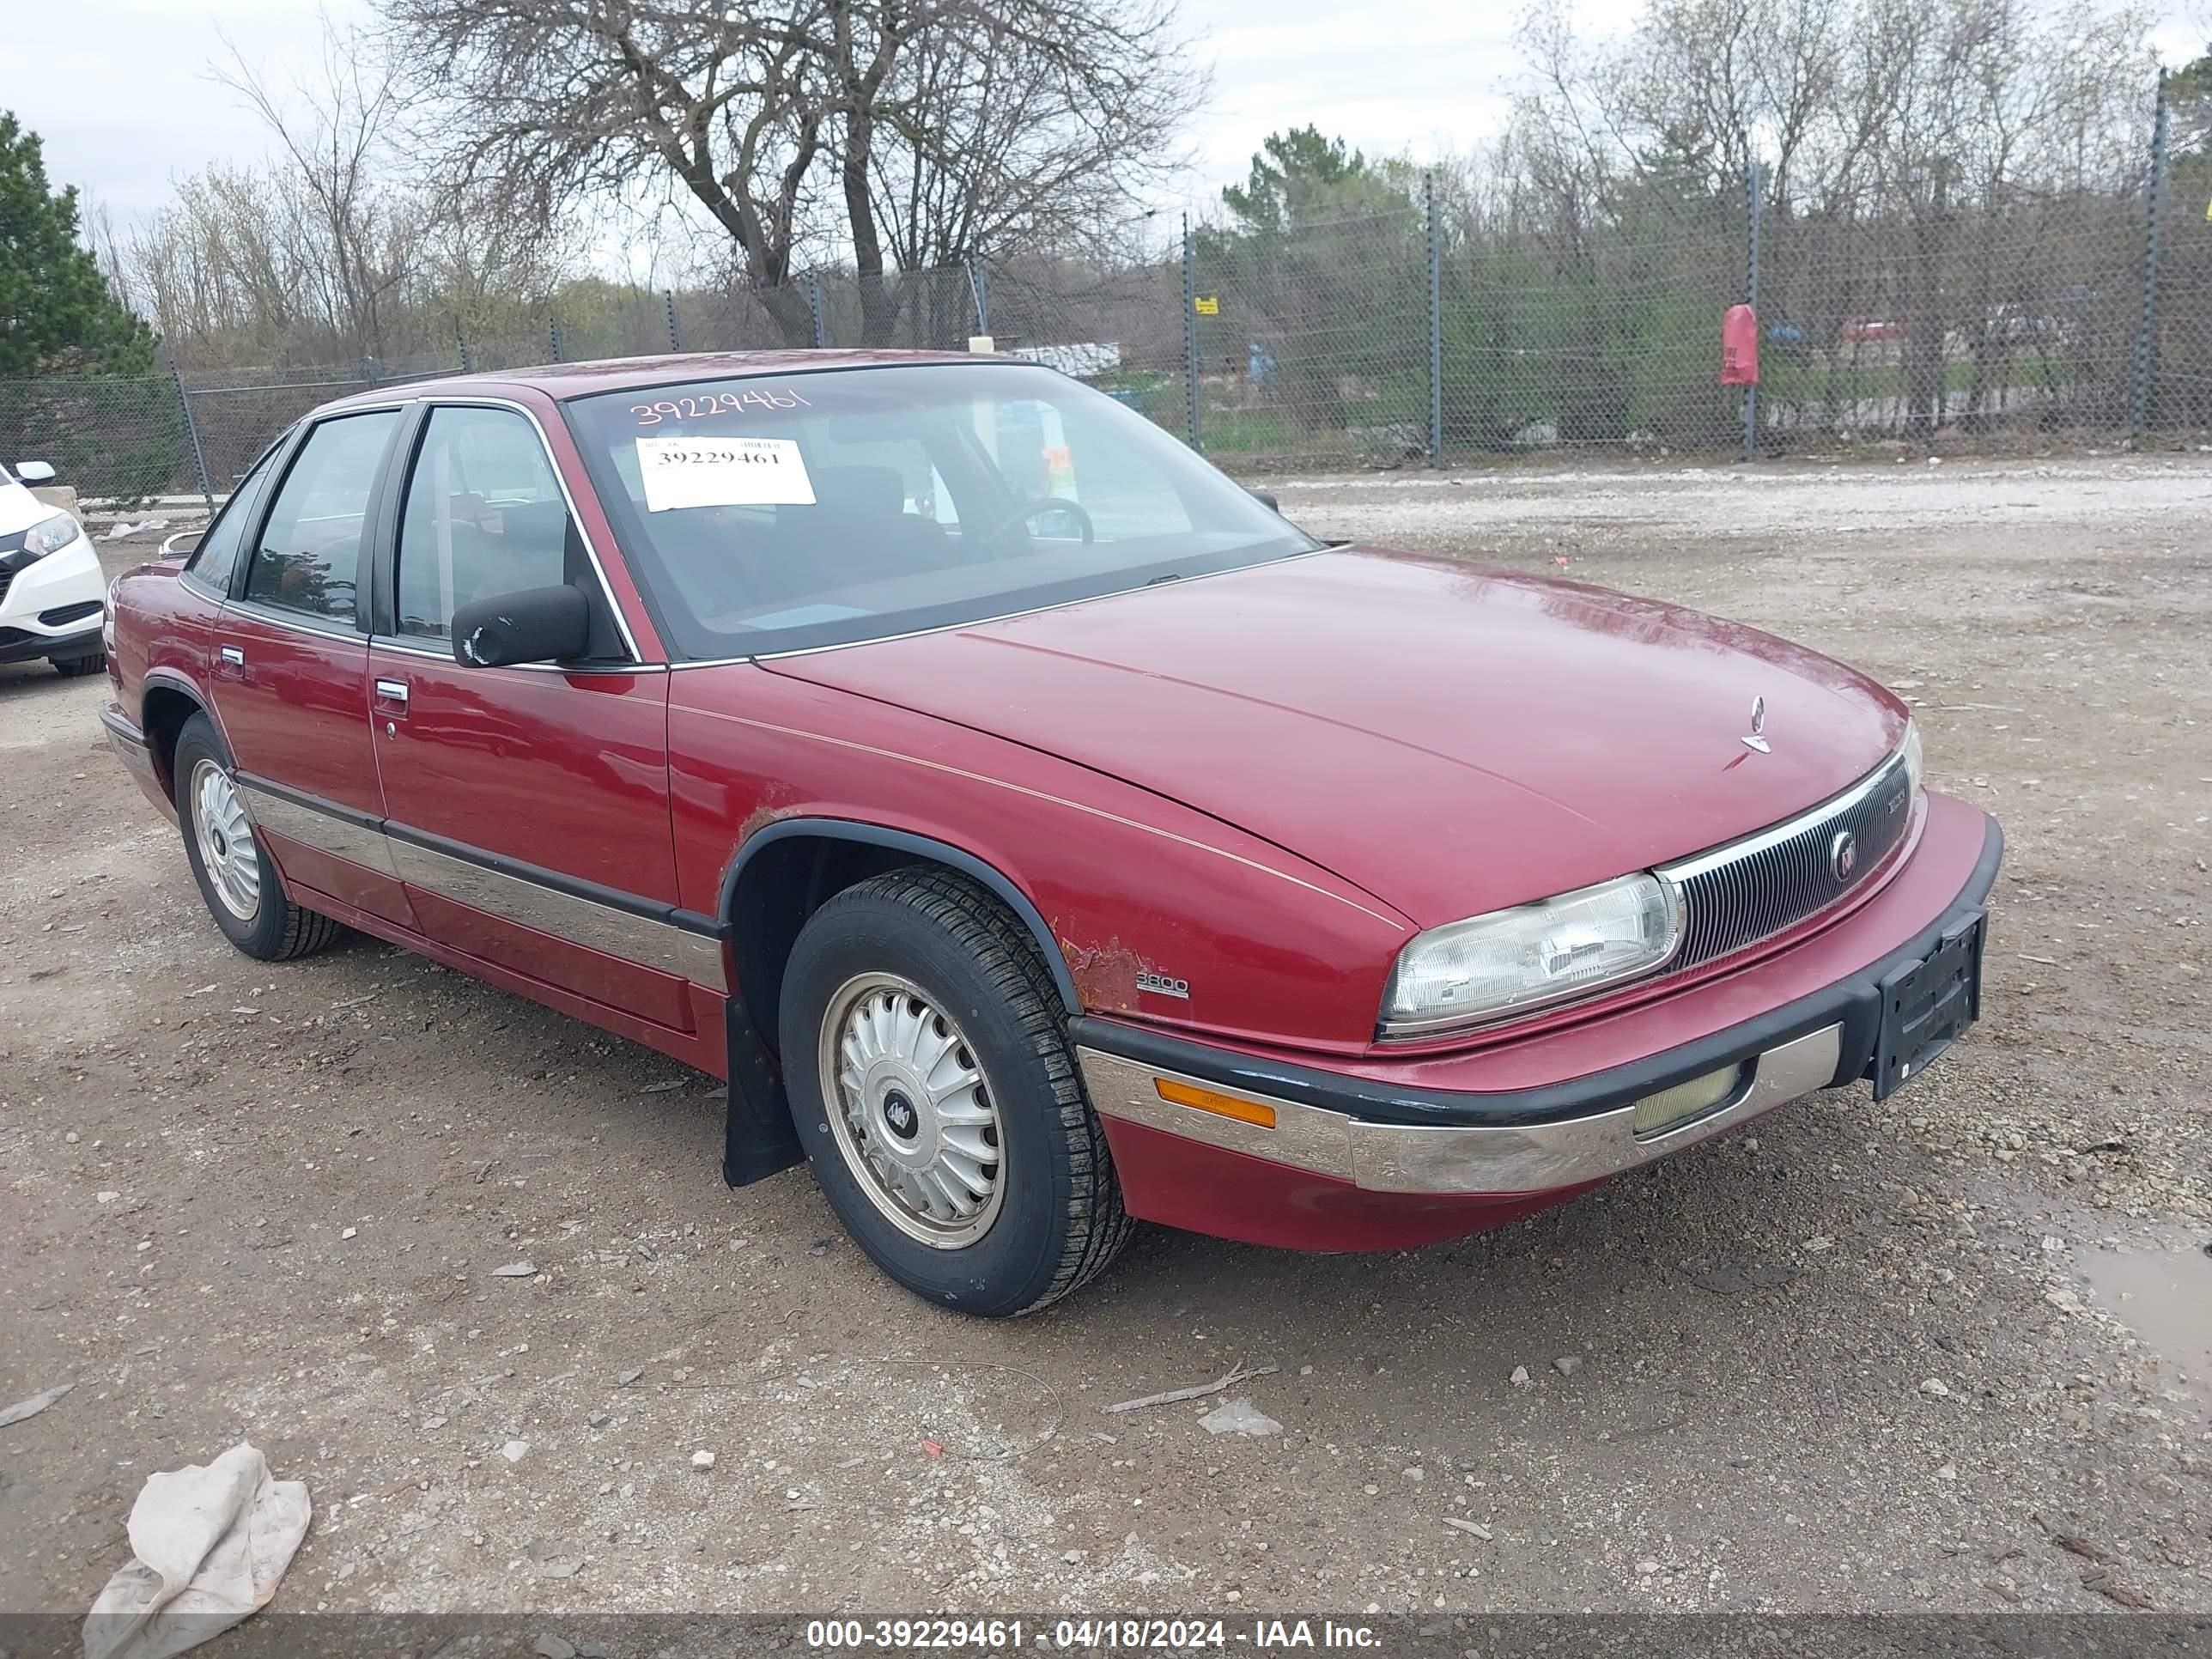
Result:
[0, 112, 155, 376]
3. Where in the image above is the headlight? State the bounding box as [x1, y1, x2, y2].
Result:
[1380, 872, 1682, 1038]
[22, 511, 80, 559]
[1899, 718, 1923, 794]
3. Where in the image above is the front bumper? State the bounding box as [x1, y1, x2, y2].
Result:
[0, 620, 101, 665]
[0, 530, 106, 661]
[1076, 805, 2000, 1236]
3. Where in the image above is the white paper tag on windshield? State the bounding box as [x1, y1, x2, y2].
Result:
[636, 435, 817, 512]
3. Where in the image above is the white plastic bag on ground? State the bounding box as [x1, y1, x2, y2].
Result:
[82, 1441, 311, 1659]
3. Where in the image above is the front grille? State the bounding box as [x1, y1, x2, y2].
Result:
[1659, 750, 1916, 969]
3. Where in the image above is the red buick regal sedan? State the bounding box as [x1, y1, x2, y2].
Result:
[100, 351, 1999, 1316]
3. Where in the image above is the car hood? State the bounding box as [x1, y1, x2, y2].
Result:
[761, 548, 1909, 925]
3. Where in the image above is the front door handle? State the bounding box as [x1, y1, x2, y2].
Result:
[218, 645, 244, 665]
[374, 678, 410, 706]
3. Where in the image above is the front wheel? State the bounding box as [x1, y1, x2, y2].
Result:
[779, 869, 1131, 1316]
[52, 649, 105, 678]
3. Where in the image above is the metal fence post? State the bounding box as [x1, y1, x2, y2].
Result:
[2131, 77, 2171, 451]
[806, 276, 826, 348]
[665, 290, 682, 353]
[966, 254, 990, 337]
[1182, 215, 1200, 450]
[168, 366, 214, 514]
[1743, 158, 1762, 465]
[1426, 171, 1443, 468]
[549, 318, 563, 362]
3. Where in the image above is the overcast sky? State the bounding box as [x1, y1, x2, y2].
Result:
[17, 0, 2212, 234]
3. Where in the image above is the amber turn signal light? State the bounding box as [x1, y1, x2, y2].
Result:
[1154, 1077, 1277, 1129]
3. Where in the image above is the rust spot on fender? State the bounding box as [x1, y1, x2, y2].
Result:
[1060, 935, 1143, 1013]
[737, 801, 787, 843]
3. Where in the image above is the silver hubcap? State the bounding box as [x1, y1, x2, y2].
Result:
[818, 973, 1004, 1249]
[190, 757, 261, 921]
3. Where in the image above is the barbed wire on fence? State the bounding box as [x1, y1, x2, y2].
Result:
[10, 72, 2203, 508]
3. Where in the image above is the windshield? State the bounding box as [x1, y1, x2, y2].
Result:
[563, 362, 1317, 659]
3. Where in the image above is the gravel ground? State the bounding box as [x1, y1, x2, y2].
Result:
[1, 457, 2207, 1623]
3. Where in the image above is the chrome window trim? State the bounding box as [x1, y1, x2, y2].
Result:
[1079, 1023, 1843, 1195]
[406, 395, 643, 663]
[367, 634, 668, 676]
[224, 596, 366, 641]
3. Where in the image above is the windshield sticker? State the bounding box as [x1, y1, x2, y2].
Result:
[636, 435, 817, 512]
[631, 388, 811, 427]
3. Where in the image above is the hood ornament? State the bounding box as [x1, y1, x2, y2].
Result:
[1741, 696, 1771, 754]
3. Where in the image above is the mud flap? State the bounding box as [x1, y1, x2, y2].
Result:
[723, 996, 803, 1187]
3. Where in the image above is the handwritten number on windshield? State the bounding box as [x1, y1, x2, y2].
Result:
[632, 388, 812, 427]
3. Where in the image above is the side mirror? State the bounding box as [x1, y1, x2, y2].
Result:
[1247, 487, 1279, 513]
[15, 460, 57, 484]
[451, 585, 592, 668]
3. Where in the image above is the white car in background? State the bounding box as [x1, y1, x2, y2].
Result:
[0, 459, 106, 678]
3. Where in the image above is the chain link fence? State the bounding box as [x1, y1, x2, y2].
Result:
[10, 73, 2205, 508]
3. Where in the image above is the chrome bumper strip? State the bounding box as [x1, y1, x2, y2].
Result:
[390, 838, 726, 990]
[239, 781, 401, 879]
[233, 779, 726, 994]
[1079, 1024, 1843, 1195]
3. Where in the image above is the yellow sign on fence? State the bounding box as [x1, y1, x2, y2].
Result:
[1194, 295, 1220, 315]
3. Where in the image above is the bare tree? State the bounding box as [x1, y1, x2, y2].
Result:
[209, 21, 423, 361]
[864, 3, 1199, 270]
[375, 0, 1200, 345]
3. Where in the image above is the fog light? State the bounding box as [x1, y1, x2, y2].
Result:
[1631, 1062, 1746, 1137]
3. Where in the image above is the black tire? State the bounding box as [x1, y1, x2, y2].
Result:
[173, 713, 344, 962]
[52, 649, 105, 678]
[779, 867, 1132, 1316]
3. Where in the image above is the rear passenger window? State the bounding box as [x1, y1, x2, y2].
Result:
[185, 437, 286, 597]
[394, 406, 574, 640]
[242, 411, 399, 624]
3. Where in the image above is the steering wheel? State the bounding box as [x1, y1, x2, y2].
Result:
[976, 496, 1096, 549]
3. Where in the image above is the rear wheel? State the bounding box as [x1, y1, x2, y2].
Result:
[779, 868, 1132, 1316]
[173, 714, 344, 961]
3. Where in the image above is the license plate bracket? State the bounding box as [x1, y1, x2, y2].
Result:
[1867, 911, 1985, 1100]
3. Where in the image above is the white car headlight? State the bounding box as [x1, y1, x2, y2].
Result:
[1899, 718, 1923, 795]
[1380, 872, 1682, 1038]
[22, 511, 81, 559]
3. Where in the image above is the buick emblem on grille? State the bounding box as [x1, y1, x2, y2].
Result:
[1741, 696, 1771, 754]
[1831, 828, 1859, 882]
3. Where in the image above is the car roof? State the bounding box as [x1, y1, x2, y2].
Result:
[317, 348, 991, 413]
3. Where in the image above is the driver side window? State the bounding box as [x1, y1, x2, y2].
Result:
[394, 405, 574, 640]
[241, 410, 399, 625]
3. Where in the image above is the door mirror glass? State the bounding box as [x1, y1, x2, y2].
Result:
[450, 584, 592, 667]
[15, 460, 57, 484]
